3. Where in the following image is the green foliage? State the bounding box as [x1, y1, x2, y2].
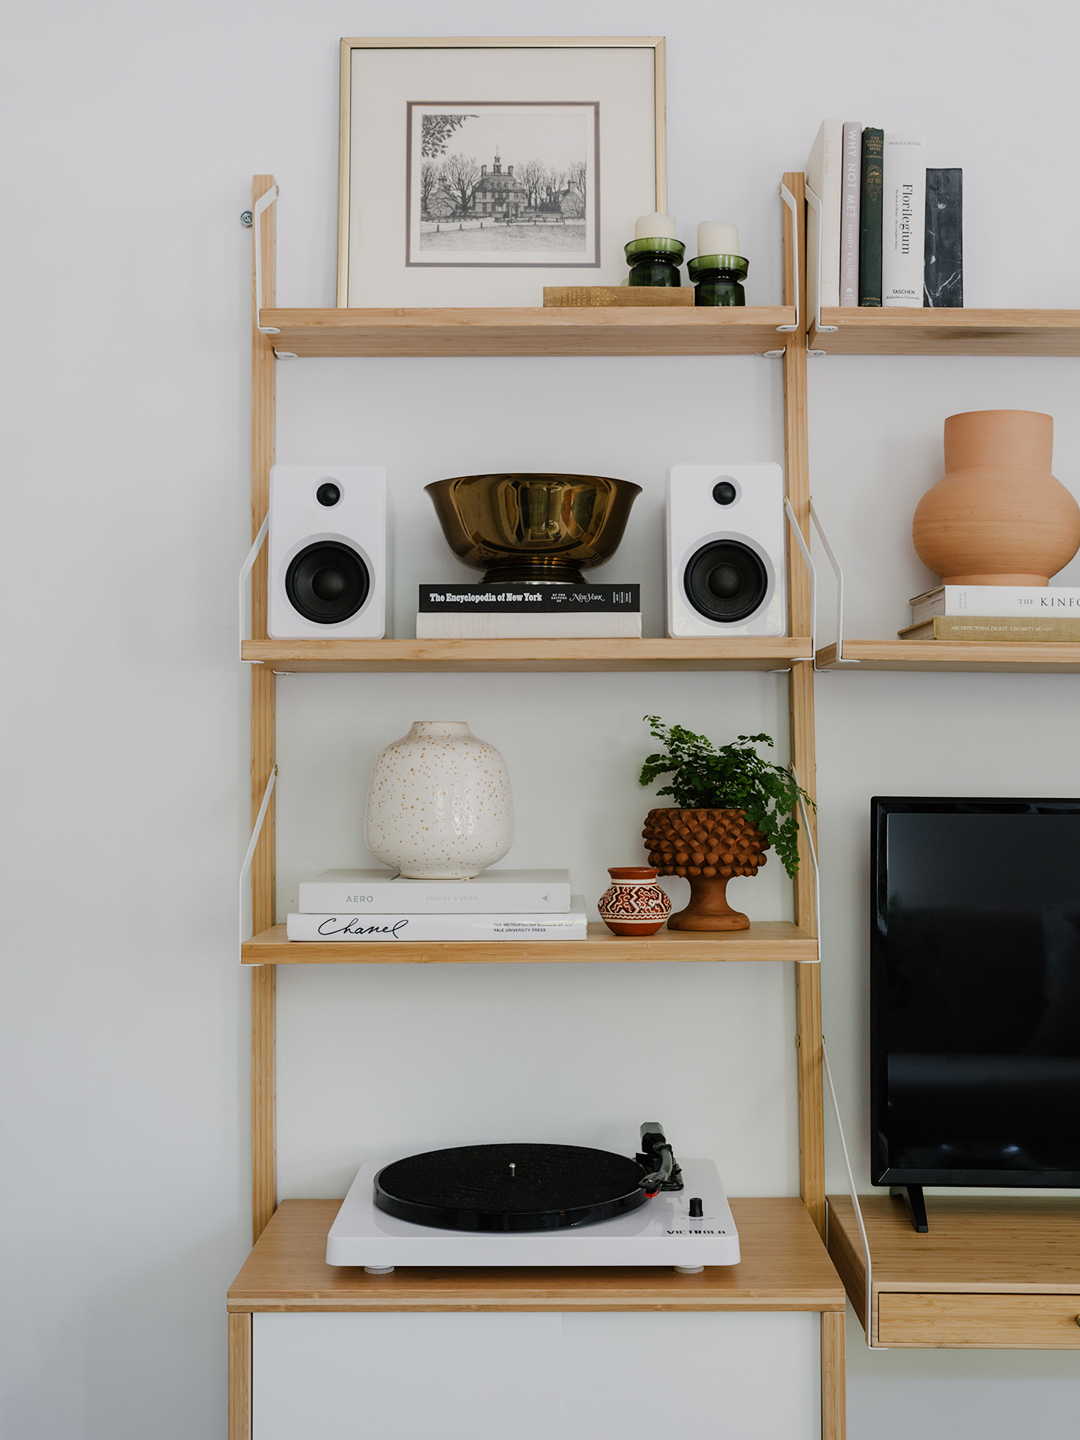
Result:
[638, 716, 814, 879]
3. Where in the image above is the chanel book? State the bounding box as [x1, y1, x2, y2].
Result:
[298, 868, 572, 914]
[286, 902, 588, 943]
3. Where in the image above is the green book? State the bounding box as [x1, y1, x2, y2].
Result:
[859, 128, 884, 306]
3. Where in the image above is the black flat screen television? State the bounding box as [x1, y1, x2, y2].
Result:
[871, 797, 1080, 1188]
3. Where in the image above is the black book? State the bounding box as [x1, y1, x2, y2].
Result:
[924, 168, 963, 307]
[858, 128, 884, 306]
[419, 583, 640, 614]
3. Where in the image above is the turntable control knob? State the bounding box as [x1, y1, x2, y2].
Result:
[688, 1197, 704, 1218]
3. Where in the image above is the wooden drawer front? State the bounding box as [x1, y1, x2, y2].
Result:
[878, 1292, 1080, 1348]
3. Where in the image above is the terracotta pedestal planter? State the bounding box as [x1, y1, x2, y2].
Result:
[641, 807, 769, 931]
[912, 410, 1080, 585]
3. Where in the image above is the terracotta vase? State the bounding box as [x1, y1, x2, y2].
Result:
[912, 410, 1080, 585]
[597, 867, 672, 936]
[641, 808, 769, 932]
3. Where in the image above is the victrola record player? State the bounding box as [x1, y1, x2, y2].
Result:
[327, 1123, 740, 1274]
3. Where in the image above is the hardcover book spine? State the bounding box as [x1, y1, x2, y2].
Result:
[415, 613, 642, 639]
[859, 128, 884, 306]
[805, 118, 844, 310]
[840, 122, 862, 306]
[418, 584, 640, 613]
[924, 168, 963, 307]
[298, 880, 573, 914]
[939, 585, 1080, 618]
[286, 910, 589, 941]
[930, 615, 1080, 641]
[882, 134, 926, 307]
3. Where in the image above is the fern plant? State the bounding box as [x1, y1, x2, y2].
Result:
[638, 715, 814, 879]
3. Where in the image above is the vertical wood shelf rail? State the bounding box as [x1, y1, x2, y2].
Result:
[235, 171, 844, 1440]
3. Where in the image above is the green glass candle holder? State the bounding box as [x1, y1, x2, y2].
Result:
[687, 254, 749, 306]
[624, 236, 685, 287]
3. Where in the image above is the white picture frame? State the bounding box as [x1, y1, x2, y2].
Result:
[337, 37, 666, 308]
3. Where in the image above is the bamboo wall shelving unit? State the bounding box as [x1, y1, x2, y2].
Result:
[228, 171, 846, 1440]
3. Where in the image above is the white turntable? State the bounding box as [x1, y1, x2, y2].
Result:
[326, 1124, 740, 1274]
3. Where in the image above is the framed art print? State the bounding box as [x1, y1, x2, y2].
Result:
[338, 37, 666, 307]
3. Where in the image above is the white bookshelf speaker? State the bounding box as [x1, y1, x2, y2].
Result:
[666, 463, 787, 637]
[268, 464, 387, 638]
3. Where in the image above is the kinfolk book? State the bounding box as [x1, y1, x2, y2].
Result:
[882, 134, 926, 306]
[909, 585, 1080, 626]
[298, 868, 572, 915]
[286, 903, 588, 942]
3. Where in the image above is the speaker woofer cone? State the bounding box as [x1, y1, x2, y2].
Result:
[684, 540, 769, 623]
[285, 541, 369, 624]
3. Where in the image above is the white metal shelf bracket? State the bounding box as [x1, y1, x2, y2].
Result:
[788, 762, 820, 967]
[238, 512, 270, 661]
[763, 183, 801, 357]
[803, 185, 837, 356]
[240, 764, 278, 966]
[807, 499, 858, 667]
[784, 498, 818, 659]
[253, 185, 280, 335]
[822, 1039, 877, 1344]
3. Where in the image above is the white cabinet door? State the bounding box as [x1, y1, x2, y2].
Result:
[253, 1311, 818, 1440]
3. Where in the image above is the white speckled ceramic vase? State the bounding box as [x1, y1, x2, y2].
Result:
[364, 721, 514, 879]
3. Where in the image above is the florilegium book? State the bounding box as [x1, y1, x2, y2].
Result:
[416, 583, 641, 638]
[286, 902, 588, 942]
[899, 616, 1080, 642]
[805, 119, 844, 309]
[924, 168, 963, 307]
[840, 122, 862, 306]
[298, 868, 572, 914]
[859, 128, 884, 306]
[909, 585, 1080, 626]
[882, 134, 926, 306]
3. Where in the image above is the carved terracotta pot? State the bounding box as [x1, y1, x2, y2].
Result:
[642, 808, 769, 932]
[912, 410, 1080, 585]
[598, 867, 672, 936]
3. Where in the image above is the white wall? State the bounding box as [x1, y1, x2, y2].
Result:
[3, 0, 1080, 1435]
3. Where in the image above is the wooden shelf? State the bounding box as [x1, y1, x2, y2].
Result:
[816, 640, 1080, 673]
[809, 307, 1080, 357]
[242, 920, 817, 966]
[228, 1198, 845, 1314]
[828, 1194, 1080, 1348]
[244, 636, 813, 674]
[260, 306, 796, 358]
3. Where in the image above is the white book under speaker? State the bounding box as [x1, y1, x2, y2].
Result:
[286, 902, 588, 943]
[415, 613, 641, 638]
[298, 868, 572, 914]
[882, 134, 926, 307]
[268, 464, 388, 638]
[665, 464, 786, 638]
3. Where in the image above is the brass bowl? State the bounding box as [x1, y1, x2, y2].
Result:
[425, 473, 642, 585]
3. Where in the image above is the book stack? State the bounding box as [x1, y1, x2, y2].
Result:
[415, 583, 641, 638]
[286, 868, 587, 942]
[806, 120, 962, 309]
[900, 585, 1080, 642]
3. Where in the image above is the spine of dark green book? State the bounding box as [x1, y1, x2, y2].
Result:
[924, 168, 963, 307]
[859, 128, 884, 306]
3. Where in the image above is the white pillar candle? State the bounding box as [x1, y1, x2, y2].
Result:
[634, 212, 677, 240]
[697, 221, 740, 256]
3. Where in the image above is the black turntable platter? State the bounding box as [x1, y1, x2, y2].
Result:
[374, 1143, 652, 1233]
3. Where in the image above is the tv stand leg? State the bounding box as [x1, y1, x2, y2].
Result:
[890, 1184, 928, 1232]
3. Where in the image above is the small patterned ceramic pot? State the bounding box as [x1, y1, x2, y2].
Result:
[597, 866, 672, 936]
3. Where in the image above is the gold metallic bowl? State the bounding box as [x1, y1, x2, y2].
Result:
[425, 473, 642, 585]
